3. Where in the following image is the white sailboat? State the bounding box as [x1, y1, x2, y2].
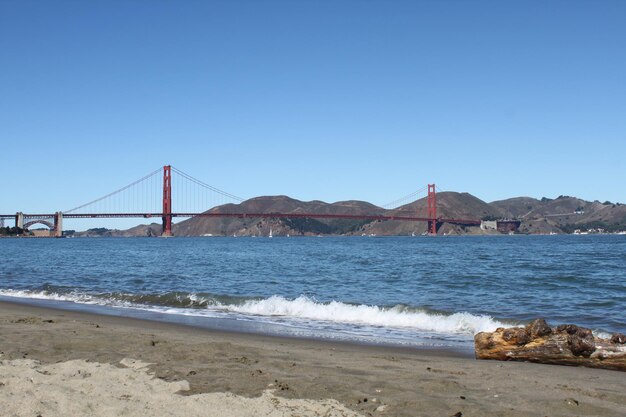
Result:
[269, 228, 273, 238]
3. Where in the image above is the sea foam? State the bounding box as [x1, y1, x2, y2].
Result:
[215, 295, 506, 335]
[0, 289, 100, 304]
[0, 289, 508, 336]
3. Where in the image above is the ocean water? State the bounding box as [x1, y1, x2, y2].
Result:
[1, 235, 624, 352]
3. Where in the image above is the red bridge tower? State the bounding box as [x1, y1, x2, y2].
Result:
[427, 184, 438, 235]
[162, 165, 172, 236]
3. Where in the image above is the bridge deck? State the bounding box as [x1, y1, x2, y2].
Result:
[1, 212, 481, 226]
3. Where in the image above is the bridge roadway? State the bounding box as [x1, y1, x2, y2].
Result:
[1, 212, 481, 226]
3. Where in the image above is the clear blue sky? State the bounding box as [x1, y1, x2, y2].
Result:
[1, 1, 625, 229]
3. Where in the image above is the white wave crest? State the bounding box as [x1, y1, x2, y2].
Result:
[0, 289, 99, 304]
[218, 295, 506, 335]
[0, 289, 507, 335]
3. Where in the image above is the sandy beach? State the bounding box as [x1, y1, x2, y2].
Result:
[1, 300, 625, 417]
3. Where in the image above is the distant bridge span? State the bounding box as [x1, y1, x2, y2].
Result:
[1, 165, 482, 236]
[0, 211, 480, 236]
[58, 211, 480, 226]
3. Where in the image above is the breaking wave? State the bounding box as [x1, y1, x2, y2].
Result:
[218, 295, 506, 335]
[0, 289, 509, 336]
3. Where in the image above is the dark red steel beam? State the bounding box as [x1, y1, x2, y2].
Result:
[174, 212, 432, 221]
[58, 212, 429, 221]
[3, 212, 480, 226]
[49, 212, 480, 225]
[7, 214, 56, 218]
[61, 213, 162, 218]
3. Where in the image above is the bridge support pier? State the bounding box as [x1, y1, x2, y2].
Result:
[54, 212, 63, 237]
[427, 220, 442, 235]
[15, 212, 24, 230]
[427, 184, 437, 235]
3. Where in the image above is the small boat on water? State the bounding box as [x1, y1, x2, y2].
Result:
[269, 228, 273, 238]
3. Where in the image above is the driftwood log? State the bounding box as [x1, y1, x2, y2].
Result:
[475, 319, 626, 371]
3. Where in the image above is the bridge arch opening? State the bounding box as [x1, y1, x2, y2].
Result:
[23, 219, 55, 231]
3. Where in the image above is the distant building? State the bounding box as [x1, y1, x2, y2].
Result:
[480, 220, 497, 231]
[496, 220, 521, 233]
[31, 229, 52, 237]
[480, 220, 521, 233]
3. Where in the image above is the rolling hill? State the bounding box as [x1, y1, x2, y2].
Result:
[171, 192, 505, 237]
[73, 193, 626, 237]
[492, 195, 626, 234]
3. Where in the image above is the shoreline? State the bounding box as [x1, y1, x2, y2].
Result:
[2, 300, 625, 416]
[5, 233, 626, 240]
[0, 294, 477, 356]
[0, 298, 463, 358]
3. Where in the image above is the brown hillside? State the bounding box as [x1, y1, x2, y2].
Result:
[173, 196, 383, 236]
[358, 192, 501, 236]
[393, 192, 503, 220]
[490, 197, 542, 218]
[108, 192, 626, 237]
[490, 196, 626, 233]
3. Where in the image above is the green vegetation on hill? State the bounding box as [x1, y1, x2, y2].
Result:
[283, 218, 371, 235]
[283, 218, 332, 235]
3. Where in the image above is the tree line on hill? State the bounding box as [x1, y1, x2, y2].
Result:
[0, 227, 24, 236]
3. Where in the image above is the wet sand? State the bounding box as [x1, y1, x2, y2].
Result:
[1, 300, 625, 416]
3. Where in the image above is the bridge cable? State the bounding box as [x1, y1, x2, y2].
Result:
[381, 185, 428, 209]
[63, 167, 162, 213]
[170, 167, 245, 203]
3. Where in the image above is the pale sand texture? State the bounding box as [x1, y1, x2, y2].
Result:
[1, 300, 625, 416]
[1, 358, 361, 417]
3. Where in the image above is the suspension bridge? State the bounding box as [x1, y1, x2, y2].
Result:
[0, 165, 481, 237]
